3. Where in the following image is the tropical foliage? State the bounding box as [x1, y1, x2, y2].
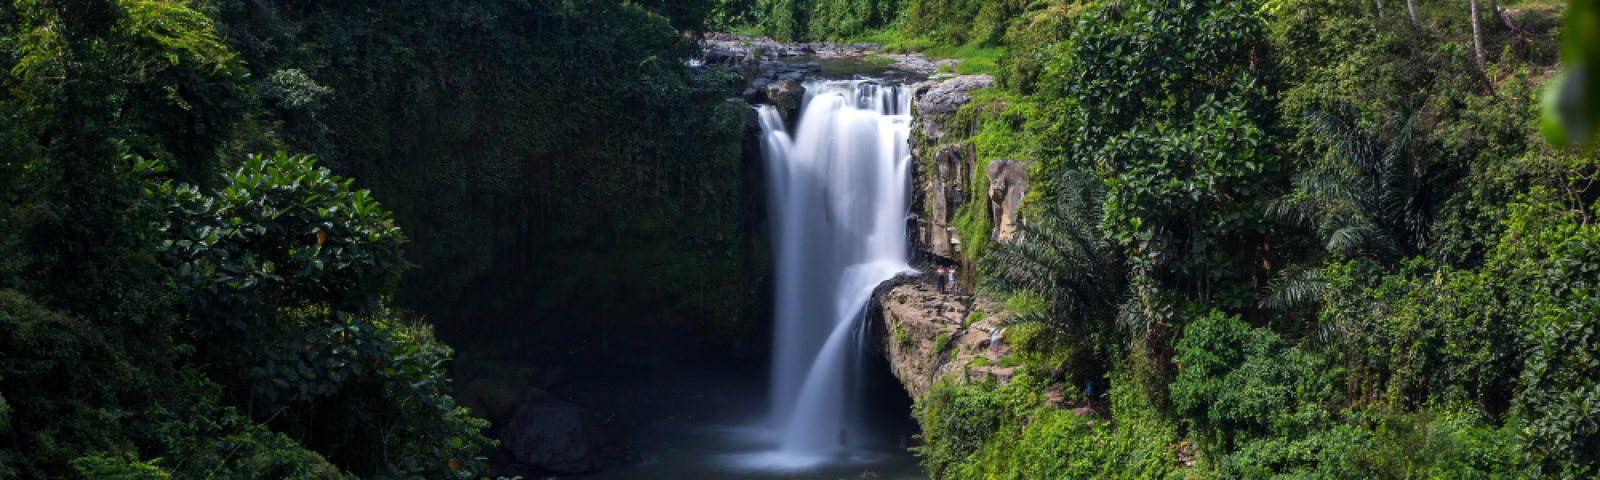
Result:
[0, 0, 743, 476]
[796, 0, 1596, 477]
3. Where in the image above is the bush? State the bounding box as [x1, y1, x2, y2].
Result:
[1172, 311, 1339, 460]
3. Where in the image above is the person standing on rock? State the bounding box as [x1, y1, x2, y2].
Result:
[935, 266, 947, 293]
[948, 267, 958, 295]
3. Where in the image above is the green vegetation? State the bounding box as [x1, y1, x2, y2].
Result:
[729, 0, 1599, 477]
[962, 308, 984, 328]
[0, 0, 746, 477]
[4, 0, 1597, 476]
[915, 373, 1183, 478]
[206, 0, 764, 348]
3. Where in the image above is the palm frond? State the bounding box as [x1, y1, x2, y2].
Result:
[1259, 267, 1328, 311]
[980, 170, 1126, 338]
[1284, 98, 1437, 263]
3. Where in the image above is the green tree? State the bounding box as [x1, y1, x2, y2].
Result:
[1037, 0, 1281, 313]
[158, 152, 491, 477]
[1268, 101, 1438, 265]
[0, 0, 251, 474]
[979, 171, 1123, 373]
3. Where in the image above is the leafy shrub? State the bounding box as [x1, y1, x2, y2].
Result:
[157, 153, 492, 478]
[963, 308, 985, 328]
[1172, 311, 1338, 459]
[1225, 410, 1530, 478]
[912, 376, 1031, 477]
[914, 373, 1181, 479]
[1035, 0, 1279, 311]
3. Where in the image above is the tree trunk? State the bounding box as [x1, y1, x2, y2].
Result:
[1469, 0, 1485, 69]
[1407, 0, 1418, 21]
[1376, 0, 1385, 18]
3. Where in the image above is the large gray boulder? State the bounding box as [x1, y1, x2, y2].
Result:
[499, 400, 634, 473]
[911, 75, 995, 141]
[986, 159, 1029, 242]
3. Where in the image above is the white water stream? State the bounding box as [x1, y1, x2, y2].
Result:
[732, 80, 914, 471]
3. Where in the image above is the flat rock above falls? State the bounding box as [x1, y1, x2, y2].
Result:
[700, 33, 960, 75]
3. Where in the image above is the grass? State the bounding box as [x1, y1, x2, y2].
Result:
[919, 42, 1001, 75]
[863, 55, 898, 65]
[847, 27, 1002, 75]
[729, 24, 765, 37]
[964, 308, 986, 328]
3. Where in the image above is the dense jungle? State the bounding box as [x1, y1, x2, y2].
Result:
[1, 0, 1598, 478]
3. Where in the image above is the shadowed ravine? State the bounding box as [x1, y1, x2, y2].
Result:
[575, 79, 925, 479]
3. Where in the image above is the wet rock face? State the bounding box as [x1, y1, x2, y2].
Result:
[499, 400, 638, 474]
[743, 65, 812, 118]
[986, 159, 1028, 242]
[909, 75, 995, 260]
[920, 143, 975, 259]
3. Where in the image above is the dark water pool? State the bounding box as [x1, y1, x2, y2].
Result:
[576, 422, 925, 480]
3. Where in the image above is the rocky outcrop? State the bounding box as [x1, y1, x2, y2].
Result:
[742, 62, 815, 119]
[986, 159, 1028, 242]
[878, 53, 961, 76]
[499, 400, 639, 474]
[909, 75, 994, 260]
[702, 33, 880, 61]
[873, 274, 1016, 401]
[875, 74, 1029, 401]
[912, 75, 994, 141]
[700, 33, 961, 77]
[918, 143, 975, 259]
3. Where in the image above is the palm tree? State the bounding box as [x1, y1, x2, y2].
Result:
[1470, 0, 1486, 69]
[980, 171, 1126, 339]
[1262, 100, 1442, 344]
[1269, 99, 1435, 264]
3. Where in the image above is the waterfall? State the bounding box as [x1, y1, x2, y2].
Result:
[753, 79, 913, 467]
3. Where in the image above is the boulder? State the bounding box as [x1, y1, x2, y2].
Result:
[499, 400, 635, 474]
[760, 75, 806, 119]
[911, 75, 994, 142]
[985, 159, 1028, 242]
[872, 279, 1016, 400]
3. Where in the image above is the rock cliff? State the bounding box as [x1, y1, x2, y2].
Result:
[908, 74, 994, 260]
[876, 74, 1024, 402]
[871, 276, 1016, 400]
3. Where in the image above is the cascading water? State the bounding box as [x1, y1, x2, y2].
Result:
[739, 79, 914, 470]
